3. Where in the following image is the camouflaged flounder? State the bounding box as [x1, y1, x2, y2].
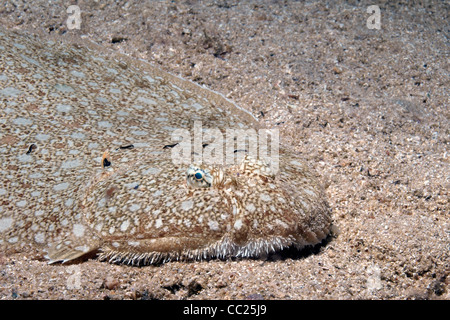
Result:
[0, 27, 331, 265]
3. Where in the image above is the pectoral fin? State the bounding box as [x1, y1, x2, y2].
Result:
[45, 239, 100, 264]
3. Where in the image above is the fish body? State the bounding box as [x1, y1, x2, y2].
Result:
[0, 27, 331, 265]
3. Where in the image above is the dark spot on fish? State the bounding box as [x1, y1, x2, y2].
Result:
[26, 144, 37, 154]
[163, 143, 179, 149]
[116, 144, 134, 150]
[234, 149, 248, 153]
[133, 184, 139, 190]
[103, 157, 111, 168]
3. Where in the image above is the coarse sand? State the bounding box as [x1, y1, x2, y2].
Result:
[0, 0, 448, 300]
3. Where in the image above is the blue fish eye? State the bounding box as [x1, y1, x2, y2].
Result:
[194, 171, 203, 180]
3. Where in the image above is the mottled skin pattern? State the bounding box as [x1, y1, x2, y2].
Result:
[0, 27, 331, 265]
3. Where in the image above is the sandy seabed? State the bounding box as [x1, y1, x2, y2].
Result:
[0, 0, 448, 300]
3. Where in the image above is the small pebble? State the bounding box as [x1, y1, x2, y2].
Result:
[102, 277, 119, 290]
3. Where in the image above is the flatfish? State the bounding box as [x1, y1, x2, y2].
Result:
[0, 27, 331, 265]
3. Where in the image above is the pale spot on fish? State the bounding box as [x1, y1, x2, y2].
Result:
[34, 210, 44, 217]
[0, 217, 14, 232]
[155, 218, 163, 229]
[35, 133, 51, 141]
[72, 224, 85, 237]
[208, 220, 219, 231]
[304, 189, 316, 197]
[181, 200, 194, 211]
[260, 193, 272, 202]
[8, 237, 19, 244]
[56, 104, 73, 113]
[75, 245, 91, 253]
[275, 219, 289, 229]
[61, 159, 82, 169]
[98, 121, 113, 128]
[128, 241, 140, 247]
[290, 160, 303, 167]
[234, 219, 243, 230]
[129, 204, 141, 212]
[65, 198, 74, 207]
[120, 220, 130, 232]
[245, 203, 256, 213]
[131, 130, 148, 136]
[70, 70, 85, 78]
[53, 182, 69, 191]
[12, 117, 33, 126]
[34, 232, 45, 244]
[16, 200, 27, 207]
[0, 87, 21, 97]
[137, 97, 157, 105]
[54, 83, 74, 92]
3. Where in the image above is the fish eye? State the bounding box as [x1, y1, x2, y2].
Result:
[186, 166, 212, 189]
[194, 171, 204, 180]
